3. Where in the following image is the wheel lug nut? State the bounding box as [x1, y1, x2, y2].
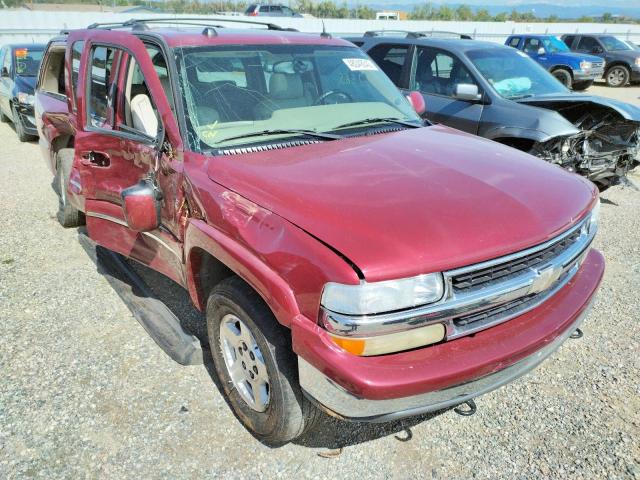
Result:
[242, 342, 248, 351]
[242, 361, 246, 370]
[238, 346, 243, 355]
[253, 366, 258, 374]
[249, 371, 255, 379]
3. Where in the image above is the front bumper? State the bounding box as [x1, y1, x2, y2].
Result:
[294, 249, 604, 422]
[574, 68, 604, 81]
[631, 65, 640, 82]
[15, 103, 37, 136]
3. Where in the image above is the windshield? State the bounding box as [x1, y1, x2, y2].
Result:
[542, 36, 570, 53]
[13, 47, 44, 76]
[600, 36, 631, 51]
[176, 44, 419, 150]
[467, 48, 568, 99]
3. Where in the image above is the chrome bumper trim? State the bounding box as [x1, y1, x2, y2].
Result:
[321, 215, 595, 340]
[300, 299, 593, 423]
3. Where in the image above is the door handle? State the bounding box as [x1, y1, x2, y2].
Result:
[81, 151, 110, 167]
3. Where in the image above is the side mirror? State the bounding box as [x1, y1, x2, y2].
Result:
[454, 83, 482, 102]
[406, 91, 426, 116]
[537, 47, 546, 56]
[1, 66, 9, 77]
[121, 179, 160, 232]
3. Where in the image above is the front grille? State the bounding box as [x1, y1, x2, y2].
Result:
[451, 228, 583, 292]
[454, 294, 538, 327]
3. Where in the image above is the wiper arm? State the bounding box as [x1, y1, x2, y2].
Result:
[216, 128, 342, 144]
[331, 117, 423, 131]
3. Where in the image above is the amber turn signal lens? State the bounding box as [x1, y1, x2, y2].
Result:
[329, 323, 446, 356]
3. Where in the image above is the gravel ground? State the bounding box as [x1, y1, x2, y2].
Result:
[1, 89, 640, 479]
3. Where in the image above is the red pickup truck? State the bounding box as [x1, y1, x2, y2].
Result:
[35, 19, 603, 444]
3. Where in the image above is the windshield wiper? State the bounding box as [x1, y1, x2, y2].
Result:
[216, 128, 342, 145]
[331, 117, 423, 131]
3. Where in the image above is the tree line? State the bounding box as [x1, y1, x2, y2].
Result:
[10, 0, 639, 23]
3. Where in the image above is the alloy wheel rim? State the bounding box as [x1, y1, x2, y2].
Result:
[219, 314, 270, 412]
[608, 68, 625, 86]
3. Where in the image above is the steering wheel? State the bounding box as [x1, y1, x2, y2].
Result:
[314, 90, 353, 105]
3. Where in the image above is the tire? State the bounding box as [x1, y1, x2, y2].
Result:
[0, 108, 9, 123]
[54, 149, 84, 228]
[12, 105, 32, 142]
[605, 65, 630, 88]
[572, 80, 593, 91]
[206, 276, 320, 445]
[552, 69, 572, 89]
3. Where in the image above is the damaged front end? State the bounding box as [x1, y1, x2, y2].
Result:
[523, 98, 640, 189]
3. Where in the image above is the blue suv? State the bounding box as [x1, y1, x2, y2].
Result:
[506, 35, 604, 90]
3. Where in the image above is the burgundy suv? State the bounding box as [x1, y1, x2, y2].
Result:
[35, 19, 604, 444]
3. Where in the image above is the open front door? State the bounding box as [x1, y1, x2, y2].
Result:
[68, 29, 185, 285]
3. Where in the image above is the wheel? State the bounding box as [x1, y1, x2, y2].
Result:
[572, 80, 593, 91]
[54, 149, 84, 228]
[605, 65, 630, 88]
[206, 276, 320, 445]
[552, 69, 572, 89]
[12, 105, 32, 142]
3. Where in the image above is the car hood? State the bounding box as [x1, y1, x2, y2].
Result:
[13, 75, 36, 94]
[518, 93, 640, 122]
[207, 126, 596, 282]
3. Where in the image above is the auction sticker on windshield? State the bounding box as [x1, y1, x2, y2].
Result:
[343, 58, 378, 71]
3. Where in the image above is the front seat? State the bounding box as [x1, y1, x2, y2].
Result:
[254, 73, 311, 119]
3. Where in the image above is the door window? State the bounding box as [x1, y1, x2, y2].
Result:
[412, 47, 477, 97]
[577, 36, 600, 53]
[282, 6, 294, 15]
[508, 37, 521, 48]
[71, 41, 84, 111]
[523, 38, 542, 54]
[367, 44, 410, 86]
[563, 35, 576, 48]
[87, 46, 121, 129]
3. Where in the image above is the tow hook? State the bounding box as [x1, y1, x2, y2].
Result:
[454, 399, 477, 416]
[570, 328, 583, 339]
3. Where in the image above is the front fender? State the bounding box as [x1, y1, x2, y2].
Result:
[484, 126, 559, 144]
[183, 186, 360, 327]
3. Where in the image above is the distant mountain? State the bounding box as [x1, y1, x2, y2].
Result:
[368, 2, 640, 19]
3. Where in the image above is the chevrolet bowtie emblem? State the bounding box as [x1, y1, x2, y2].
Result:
[530, 264, 564, 294]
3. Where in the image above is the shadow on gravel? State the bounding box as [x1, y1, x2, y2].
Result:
[77, 228, 449, 449]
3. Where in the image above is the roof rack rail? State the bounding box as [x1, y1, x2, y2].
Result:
[363, 29, 472, 40]
[87, 17, 296, 32]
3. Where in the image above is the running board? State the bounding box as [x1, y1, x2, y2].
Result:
[79, 233, 203, 366]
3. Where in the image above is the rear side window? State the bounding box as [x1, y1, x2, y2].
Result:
[367, 44, 410, 86]
[87, 45, 121, 129]
[577, 36, 599, 52]
[192, 56, 248, 88]
[508, 37, 520, 48]
[71, 41, 84, 111]
[39, 45, 66, 97]
[523, 37, 541, 54]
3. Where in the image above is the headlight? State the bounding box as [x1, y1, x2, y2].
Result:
[17, 92, 34, 106]
[635, 57, 640, 67]
[321, 273, 444, 316]
[588, 198, 600, 234]
[580, 60, 592, 71]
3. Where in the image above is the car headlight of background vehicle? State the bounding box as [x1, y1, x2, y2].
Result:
[580, 60, 592, 71]
[17, 92, 34, 106]
[635, 57, 640, 67]
[320, 273, 446, 356]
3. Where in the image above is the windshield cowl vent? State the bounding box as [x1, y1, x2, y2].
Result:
[219, 139, 321, 155]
